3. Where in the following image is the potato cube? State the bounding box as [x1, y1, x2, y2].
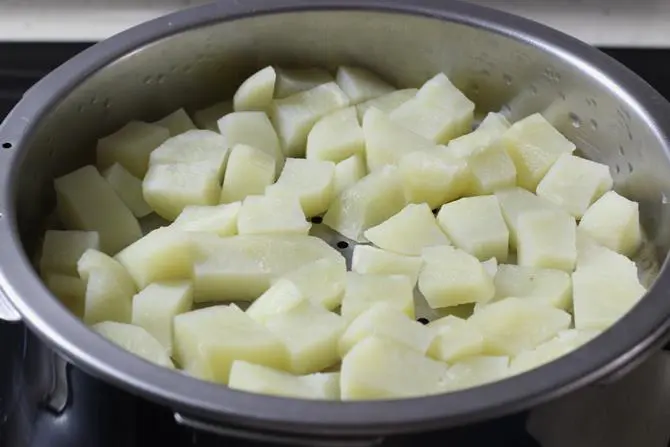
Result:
[481, 257, 498, 278]
[499, 113, 576, 190]
[468, 297, 572, 356]
[173, 305, 287, 383]
[323, 165, 406, 242]
[266, 158, 335, 217]
[237, 194, 310, 236]
[55, 165, 141, 254]
[339, 303, 434, 356]
[246, 279, 305, 324]
[390, 96, 473, 144]
[115, 227, 193, 289]
[362, 107, 434, 171]
[351, 245, 422, 286]
[493, 264, 572, 310]
[148, 130, 229, 179]
[103, 163, 152, 218]
[335, 66, 394, 104]
[333, 154, 366, 196]
[517, 210, 577, 272]
[143, 161, 221, 220]
[340, 336, 448, 400]
[427, 315, 484, 363]
[131, 281, 193, 355]
[364, 203, 450, 256]
[40, 230, 100, 276]
[448, 112, 510, 159]
[270, 82, 350, 157]
[356, 88, 417, 121]
[578, 191, 642, 257]
[306, 107, 364, 163]
[193, 100, 232, 131]
[495, 187, 560, 249]
[466, 143, 517, 195]
[44, 273, 86, 317]
[219, 144, 276, 204]
[440, 356, 509, 392]
[341, 273, 414, 321]
[96, 121, 169, 177]
[418, 245, 494, 308]
[229, 361, 340, 400]
[274, 67, 333, 99]
[233, 66, 276, 112]
[415, 72, 473, 108]
[278, 257, 347, 310]
[437, 195, 509, 261]
[171, 202, 241, 236]
[92, 321, 174, 368]
[153, 108, 196, 136]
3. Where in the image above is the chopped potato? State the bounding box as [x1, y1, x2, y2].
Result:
[440, 356, 509, 392]
[333, 154, 366, 196]
[510, 329, 600, 374]
[481, 257, 498, 278]
[193, 100, 232, 131]
[427, 315, 484, 363]
[219, 144, 276, 204]
[148, 130, 229, 179]
[153, 108, 196, 136]
[266, 158, 335, 217]
[493, 264, 572, 310]
[103, 163, 153, 218]
[448, 112, 510, 159]
[237, 194, 310, 236]
[233, 66, 276, 112]
[278, 257, 347, 311]
[40, 230, 100, 277]
[93, 321, 175, 368]
[356, 88, 417, 121]
[335, 66, 394, 105]
[516, 210, 577, 272]
[45, 273, 86, 317]
[274, 67, 333, 99]
[466, 142, 517, 195]
[495, 187, 560, 249]
[306, 107, 364, 163]
[340, 273, 415, 321]
[171, 202, 241, 236]
[246, 279, 305, 324]
[351, 245, 422, 286]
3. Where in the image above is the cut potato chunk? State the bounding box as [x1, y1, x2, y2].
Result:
[115, 227, 193, 289]
[481, 257, 498, 278]
[466, 142, 517, 195]
[153, 108, 196, 136]
[341, 273, 414, 321]
[237, 194, 310, 236]
[578, 191, 642, 257]
[55, 165, 141, 254]
[364, 203, 450, 256]
[516, 210, 576, 272]
[233, 66, 276, 112]
[351, 245, 422, 286]
[390, 96, 472, 144]
[143, 161, 221, 220]
[415, 73, 473, 108]
[362, 107, 434, 171]
[356, 88, 417, 121]
[333, 154, 366, 196]
[427, 315, 484, 363]
[339, 303, 434, 356]
[193, 100, 232, 131]
[495, 187, 560, 249]
[219, 144, 276, 204]
[96, 121, 169, 178]
[323, 166, 406, 242]
[493, 264, 572, 310]
[171, 202, 241, 236]
[335, 66, 394, 105]
[266, 158, 335, 217]
[340, 336, 448, 400]
[131, 280, 193, 356]
[40, 230, 100, 276]
[274, 67, 333, 99]
[93, 321, 174, 368]
[173, 304, 287, 384]
[448, 112, 510, 159]
[148, 130, 229, 179]
[499, 113, 576, 190]
[440, 356, 509, 392]
[229, 361, 340, 400]
[278, 257, 347, 310]
[45, 273, 86, 317]
[536, 153, 613, 218]
[418, 245, 494, 308]
[246, 279, 305, 324]
[468, 297, 571, 356]
[103, 163, 153, 218]
[306, 107, 364, 163]
[270, 82, 350, 157]
[437, 195, 509, 262]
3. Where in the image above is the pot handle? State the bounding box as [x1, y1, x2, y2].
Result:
[0, 286, 21, 322]
[173, 412, 384, 447]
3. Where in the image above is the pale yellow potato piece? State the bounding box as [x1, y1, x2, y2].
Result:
[469, 297, 572, 356]
[351, 245, 422, 286]
[131, 280, 193, 356]
[335, 66, 394, 105]
[333, 154, 366, 196]
[440, 356, 509, 392]
[274, 67, 333, 99]
[340, 336, 448, 400]
[415, 72, 473, 108]
[427, 315, 484, 363]
[418, 245, 494, 308]
[437, 195, 509, 262]
[96, 121, 169, 177]
[356, 88, 417, 121]
[390, 96, 473, 144]
[578, 190, 642, 257]
[237, 194, 311, 236]
[171, 202, 241, 236]
[233, 66, 276, 112]
[219, 144, 276, 204]
[466, 142, 517, 195]
[229, 361, 340, 400]
[481, 257, 498, 278]
[278, 257, 347, 310]
[103, 163, 153, 218]
[246, 279, 305, 324]
[517, 210, 577, 272]
[266, 158, 335, 217]
[153, 108, 196, 136]
[40, 230, 100, 276]
[340, 272, 415, 321]
[498, 113, 576, 190]
[115, 227, 193, 289]
[323, 165, 406, 242]
[263, 301, 346, 374]
[493, 264, 572, 310]
[44, 273, 86, 317]
[339, 303, 435, 356]
[173, 304, 287, 384]
[193, 100, 232, 131]
[93, 321, 174, 368]
[306, 107, 364, 163]
[448, 112, 510, 159]
[149, 130, 229, 179]
[55, 165, 141, 254]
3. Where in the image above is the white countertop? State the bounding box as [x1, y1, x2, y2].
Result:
[0, 0, 669, 47]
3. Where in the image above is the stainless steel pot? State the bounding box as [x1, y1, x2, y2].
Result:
[1, 0, 670, 445]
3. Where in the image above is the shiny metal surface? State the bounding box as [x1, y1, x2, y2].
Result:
[0, 0, 670, 440]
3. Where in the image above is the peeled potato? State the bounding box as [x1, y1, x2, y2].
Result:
[516, 210, 577, 272]
[274, 67, 333, 99]
[233, 66, 276, 112]
[153, 108, 196, 136]
[246, 279, 305, 324]
[148, 130, 229, 179]
[40, 230, 100, 277]
[351, 245, 423, 286]
[333, 154, 367, 196]
[237, 194, 311, 236]
[266, 158, 335, 217]
[193, 100, 232, 131]
[495, 187, 560, 249]
[340, 273, 415, 321]
[448, 112, 510, 159]
[306, 107, 364, 163]
[45, 273, 86, 317]
[219, 144, 276, 204]
[171, 202, 241, 237]
[335, 66, 394, 105]
[278, 257, 347, 311]
[440, 356, 509, 392]
[93, 321, 174, 368]
[356, 88, 417, 121]
[427, 315, 484, 363]
[493, 264, 572, 310]
[103, 163, 153, 218]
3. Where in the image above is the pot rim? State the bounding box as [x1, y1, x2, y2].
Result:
[1, 0, 670, 437]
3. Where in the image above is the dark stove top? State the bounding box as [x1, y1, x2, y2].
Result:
[1, 43, 670, 447]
